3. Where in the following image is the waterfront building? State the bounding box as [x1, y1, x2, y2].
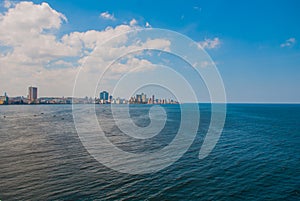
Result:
[100, 91, 109, 104]
[136, 94, 142, 103]
[141, 93, 147, 103]
[28, 86, 38, 103]
[0, 92, 9, 105]
[8, 96, 26, 104]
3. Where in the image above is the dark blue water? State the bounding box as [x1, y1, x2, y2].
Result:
[0, 104, 299, 200]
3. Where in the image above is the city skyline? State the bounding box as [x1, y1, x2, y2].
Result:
[0, 87, 179, 105]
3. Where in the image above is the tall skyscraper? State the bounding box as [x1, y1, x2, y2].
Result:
[28, 86, 37, 102]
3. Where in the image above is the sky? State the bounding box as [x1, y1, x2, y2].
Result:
[0, 0, 299, 103]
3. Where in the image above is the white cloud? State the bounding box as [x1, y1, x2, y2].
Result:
[0, 1, 72, 64]
[0, 2, 171, 97]
[61, 25, 132, 51]
[145, 22, 151, 28]
[3, 0, 13, 8]
[49, 60, 75, 68]
[111, 57, 157, 73]
[280, 37, 296, 48]
[129, 18, 137, 26]
[142, 38, 171, 51]
[197, 37, 221, 49]
[99, 11, 115, 20]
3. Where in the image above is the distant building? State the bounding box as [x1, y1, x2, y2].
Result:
[141, 93, 147, 103]
[135, 93, 147, 104]
[28, 86, 38, 103]
[100, 91, 109, 104]
[129, 96, 136, 104]
[136, 94, 142, 103]
[8, 96, 26, 104]
[0, 92, 9, 105]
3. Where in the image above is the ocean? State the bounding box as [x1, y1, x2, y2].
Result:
[0, 104, 299, 200]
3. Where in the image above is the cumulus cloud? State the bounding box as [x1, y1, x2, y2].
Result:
[280, 38, 296, 48]
[129, 18, 138, 26]
[197, 37, 221, 49]
[99, 11, 115, 20]
[0, 1, 72, 64]
[0, 2, 171, 97]
[111, 57, 157, 73]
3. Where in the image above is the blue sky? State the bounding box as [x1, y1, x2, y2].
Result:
[0, 0, 299, 102]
